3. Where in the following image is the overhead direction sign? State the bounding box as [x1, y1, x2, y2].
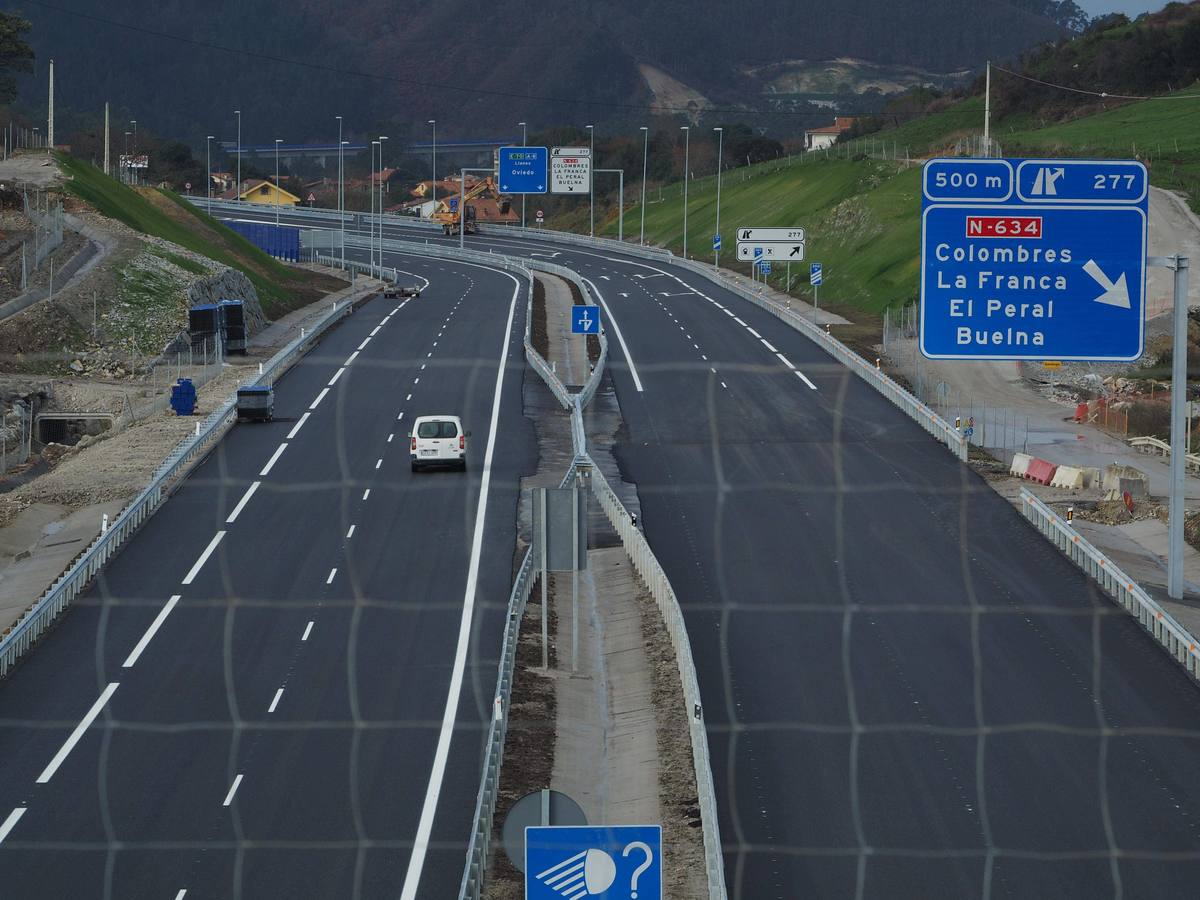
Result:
[551, 146, 592, 194]
[571, 306, 601, 334]
[498, 146, 548, 194]
[736, 226, 805, 263]
[526, 825, 661, 900]
[920, 157, 1148, 361]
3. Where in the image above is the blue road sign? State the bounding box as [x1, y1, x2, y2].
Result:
[526, 825, 661, 900]
[810, 263, 823, 286]
[449, 198, 459, 212]
[920, 158, 1148, 361]
[713, 233, 722, 251]
[759, 261, 772, 275]
[572, 306, 601, 334]
[753, 246, 763, 259]
[498, 146, 548, 194]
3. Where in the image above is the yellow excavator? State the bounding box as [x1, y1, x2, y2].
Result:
[431, 176, 510, 237]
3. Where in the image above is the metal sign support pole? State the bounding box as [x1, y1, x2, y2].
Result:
[571, 477, 579, 673]
[540, 489, 549, 669]
[1157, 253, 1192, 600]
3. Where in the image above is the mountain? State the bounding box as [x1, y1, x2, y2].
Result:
[19, 0, 1086, 144]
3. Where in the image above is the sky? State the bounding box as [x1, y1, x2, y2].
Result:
[1076, 0, 1162, 15]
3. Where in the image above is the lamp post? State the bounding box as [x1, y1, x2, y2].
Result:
[639, 126, 649, 245]
[378, 135, 388, 269]
[234, 109, 242, 201]
[428, 119, 437, 216]
[680, 125, 690, 259]
[370, 140, 378, 271]
[336, 116, 344, 269]
[713, 126, 724, 268]
[130, 119, 137, 153]
[122, 130, 130, 183]
[586, 124, 595, 237]
[274, 138, 283, 227]
[519, 120, 527, 229]
[340, 139, 348, 270]
[206, 135, 214, 212]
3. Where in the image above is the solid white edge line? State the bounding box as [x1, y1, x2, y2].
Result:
[225, 481, 262, 524]
[301, 621, 314, 641]
[222, 774, 244, 807]
[268, 688, 284, 714]
[259, 443, 288, 477]
[398, 270, 519, 900]
[36, 682, 120, 783]
[122, 595, 182, 668]
[181, 531, 226, 585]
[286, 412, 311, 440]
[309, 387, 330, 410]
[797, 371, 818, 390]
[328, 367, 346, 386]
[581, 276, 643, 393]
[0, 807, 27, 845]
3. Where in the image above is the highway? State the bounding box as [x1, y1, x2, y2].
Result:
[0, 249, 535, 898]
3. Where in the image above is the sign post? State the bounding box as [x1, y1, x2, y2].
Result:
[810, 262, 823, 309]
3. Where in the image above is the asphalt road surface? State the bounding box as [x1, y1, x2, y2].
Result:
[224, 209, 1200, 900]
[0, 249, 535, 899]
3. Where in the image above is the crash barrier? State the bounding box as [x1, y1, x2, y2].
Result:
[306, 238, 724, 900]
[1010, 453, 1033, 478]
[1102, 464, 1149, 499]
[1026, 458, 1058, 486]
[1049, 466, 1086, 490]
[1022, 489, 1200, 684]
[1128, 435, 1200, 474]
[0, 291, 370, 677]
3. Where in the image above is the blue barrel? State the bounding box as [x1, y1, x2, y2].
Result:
[170, 378, 197, 416]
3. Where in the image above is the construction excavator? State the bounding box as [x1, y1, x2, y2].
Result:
[430, 175, 511, 237]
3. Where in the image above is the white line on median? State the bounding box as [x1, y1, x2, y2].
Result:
[0, 807, 27, 845]
[268, 689, 284, 714]
[328, 367, 346, 386]
[37, 683, 120, 783]
[182, 532, 226, 585]
[222, 774, 243, 807]
[301, 621, 314, 641]
[581, 276, 643, 393]
[122, 595, 181, 668]
[259, 444, 288, 477]
[225, 481, 261, 524]
[287, 412, 311, 440]
[309, 388, 330, 410]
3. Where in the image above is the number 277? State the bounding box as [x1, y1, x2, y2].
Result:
[1094, 174, 1137, 191]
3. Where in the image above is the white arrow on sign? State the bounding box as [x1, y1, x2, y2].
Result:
[1083, 259, 1130, 309]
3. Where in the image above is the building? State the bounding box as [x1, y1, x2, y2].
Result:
[218, 179, 301, 207]
[210, 171, 235, 193]
[805, 117, 857, 152]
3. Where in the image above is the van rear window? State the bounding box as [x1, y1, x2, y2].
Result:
[418, 421, 458, 438]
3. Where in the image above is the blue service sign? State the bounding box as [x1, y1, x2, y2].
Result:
[572, 306, 601, 334]
[920, 157, 1148, 361]
[449, 198, 459, 212]
[526, 825, 661, 900]
[759, 260, 772, 275]
[499, 146, 548, 194]
[810, 263, 823, 285]
[713, 233, 722, 250]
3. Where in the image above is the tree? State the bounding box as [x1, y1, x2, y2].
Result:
[0, 12, 33, 105]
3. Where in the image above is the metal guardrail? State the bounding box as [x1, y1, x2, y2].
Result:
[1128, 435, 1200, 473]
[1021, 489, 1200, 681]
[0, 295, 361, 677]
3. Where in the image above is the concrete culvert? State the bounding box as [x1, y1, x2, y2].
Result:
[35, 413, 114, 447]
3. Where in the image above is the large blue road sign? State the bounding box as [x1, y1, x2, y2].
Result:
[498, 146, 548, 194]
[572, 306, 601, 334]
[526, 825, 661, 900]
[920, 158, 1148, 361]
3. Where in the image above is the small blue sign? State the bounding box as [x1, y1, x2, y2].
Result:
[713, 233, 722, 251]
[572, 306, 601, 334]
[758, 260, 772, 275]
[920, 157, 1148, 361]
[449, 198, 459, 212]
[526, 825, 661, 900]
[753, 247, 763, 259]
[810, 263, 823, 286]
[498, 146, 548, 194]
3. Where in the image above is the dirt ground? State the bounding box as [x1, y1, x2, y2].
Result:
[0, 154, 64, 189]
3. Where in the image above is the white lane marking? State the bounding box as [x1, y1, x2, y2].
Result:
[693, 343, 699, 349]
[357, 338, 370, 351]
[398, 270, 520, 900]
[37, 683, 120, 783]
[761, 339, 778, 353]
[182, 532, 226, 585]
[222, 774, 244, 807]
[721, 381, 729, 389]
[714, 303, 725, 310]
[122, 595, 181, 668]
[387, 434, 395, 443]
[427, 352, 432, 358]
[433, 342, 438, 347]
[734, 317, 747, 326]
[420, 364, 426, 371]
[701, 355, 708, 361]
[346, 525, 356, 539]
[328, 367, 346, 386]
[748, 328, 762, 338]
[710, 367, 717, 374]
[406, 393, 412, 401]
[301, 621, 314, 641]
[580, 276, 643, 393]
[286, 412, 311, 440]
[0, 807, 27, 845]
[370, 326, 381, 337]
[362, 489, 371, 500]
[397, 412, 405, 421]
[327, 568, 338, 585]
[259, 443, 288, 477]
[600, 274, 611, 280]
[268, 688, 284, 714]
[414, 377, 420, 384]
[174, 891, 187, 900]
[225, 481, 261, 524]
[776, 353, 796, 370]
[723, 309, 735, 317]
[796, 371, 818, 390]
[375, 458, 383, 470]
[309, 387, 330, 410]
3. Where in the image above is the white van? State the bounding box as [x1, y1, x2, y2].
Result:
[410, 415, 469, 472]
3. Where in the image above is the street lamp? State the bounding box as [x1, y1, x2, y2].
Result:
[680, 125, 690, 258]
[370, 140, 379, 271]
[274, 138, 283, 226]
[639, 126, 649, 245]
[336, 116, 344, 270]
[379, 135, 388, 269]
[122, 131, 130, 183]
[586, 124, 595, 237]
[234, 110, 242, 202]
[428, 119, 437, 215]
[206, 135, 214, 212]
[519, 120, 527, 229]
[713, 126, 724, 268]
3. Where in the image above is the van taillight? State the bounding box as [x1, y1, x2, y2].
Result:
[459, 435, 465, 450]
[411, 436, 417, 451]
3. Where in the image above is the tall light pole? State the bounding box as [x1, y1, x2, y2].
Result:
[336, 116, 344, 269]
[379, 135, 388, 269]
[680, 125, 690, 259]
[234, 110, 242, 201]
[123, 130, 130, 182]
[586, 124, 595, 237]
[340, 139, 348, 270]
[519, 120, 527, 229]
[639, 126, 649, 245]
[206, 135, 214, 212]
[713, 126, 724, 268]
[428, 119, 437, 216]
[274, 138, 283, 227]
[130, 119, 137, 152]
[370, 140, 379, 271]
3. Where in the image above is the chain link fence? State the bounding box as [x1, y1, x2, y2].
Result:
[21, 189, 65, 288]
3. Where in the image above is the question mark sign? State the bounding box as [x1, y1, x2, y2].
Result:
[621, 841, 653, 899]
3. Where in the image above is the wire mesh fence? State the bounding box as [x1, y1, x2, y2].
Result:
[22, 189, 65, 285]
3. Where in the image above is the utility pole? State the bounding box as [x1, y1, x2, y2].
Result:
[714, 126, 724, 267]
[639, 126, 649, 245]
[983, 60, 991, 157]
[680, 125, 690, 258]
[206, 135, 214, 212]
[586, 124, 595, 237]
[234, 109, 242, 201]
[103, 102, 110, 176]
[428, 119, 437, 216]
[47, 59, 54, 152]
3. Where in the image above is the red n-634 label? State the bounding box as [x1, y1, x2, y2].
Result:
[966, 216, 1042, 238]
